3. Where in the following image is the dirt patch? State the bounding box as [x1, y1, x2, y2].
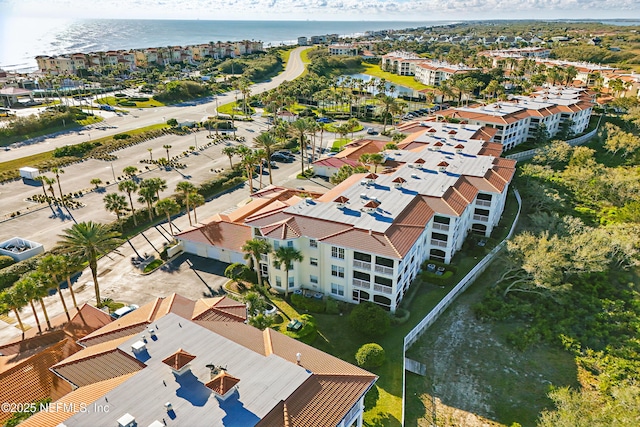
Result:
[405, 281, 578, 427]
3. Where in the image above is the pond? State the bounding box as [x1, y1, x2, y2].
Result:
[338, 73, 419, 98]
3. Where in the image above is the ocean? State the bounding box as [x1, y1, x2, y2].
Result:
[0, 19, 447, 72]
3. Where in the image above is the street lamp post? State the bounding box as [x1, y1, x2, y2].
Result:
[110, 162, 116, 182]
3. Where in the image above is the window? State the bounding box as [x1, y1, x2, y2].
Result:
[275, 277, 282, 288]
[433, 215, 450, 225]
[288, 276, 294, 288]
[331, 265, 345, 278]
[273, 241, 280, 250]
[375, 256, 394, 267]
[431, 232, 448, 242]
[310, 257, 318, 266]
[331, 283, 345, 296]
[353, 271, 370, 281]
[353, 252, 371, 262]
[287, 241, 294, 248]
[331, 246, 345, 259]
[310, 275, 318, 284]
[309, 239, 318, 248]
[477, 193, 492, 201]
[375, 276, 393, 287]
[474, 208, 490, 216]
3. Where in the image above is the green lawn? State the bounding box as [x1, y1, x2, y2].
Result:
[331, 138, 351, 151]
[362, 63, 431, 91]
[216, 101, 254, 117]
[97, 96, 165, 108]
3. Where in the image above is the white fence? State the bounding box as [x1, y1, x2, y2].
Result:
[401, 188, 522, 425]
[506, 116, 602, 162]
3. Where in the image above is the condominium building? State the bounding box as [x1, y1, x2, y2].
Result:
[445, 87, 594, 150]
[381, 51, 423, 76]
[20, 296, 375, 427]
[328, 44, 359, 56]
[176, 123, 515, 313]
[414, 60, 480, 86]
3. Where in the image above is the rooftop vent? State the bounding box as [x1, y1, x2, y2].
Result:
[410, 173, 419, 179]
[455, 144, 464, 154]
[206, 371, 241, 401]
[360, 193, 368, 199]
[362, 200, 380, 213]
[333, 196, 349, 208]
[428, 128, 437, 133]
[162, 348, 196, 375]
[148, 421, 165, 427]
[364, 173, 378, 184]
[305, 197, 314, 205]
[117, 413, 136, 427]
[131, 341, 146, 355]
[433, 142, 444, 151]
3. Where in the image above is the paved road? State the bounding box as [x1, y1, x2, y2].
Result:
[0, 46, 308, 163]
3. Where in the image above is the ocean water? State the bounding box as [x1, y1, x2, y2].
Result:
[0, 19, 447, 72]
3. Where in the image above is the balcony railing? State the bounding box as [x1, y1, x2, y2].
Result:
[352, 279, 370, 289]
[430, 239, 448, 248]
[475, 200, 491, 207]
[373, 284, 393, 295]
[260, 254, 268, 262]
[353, 260, 371, 270]
[432, 223, 450, 232]
[473, 214, 489, 222]
[374, 265, 394, 275]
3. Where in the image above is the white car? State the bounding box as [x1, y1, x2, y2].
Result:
[112, 304, 139, 319]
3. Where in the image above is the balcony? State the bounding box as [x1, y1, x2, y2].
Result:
[374, 265, 394, 275]
[475, 200, 491, 207]
[430, 239, 448, 248]
[352, 279, 370, 289]
[473, 214, 489, 222]
[432, 223, 450, 232]
[373, 284, 393, 295]
[353, 260, 371, 270]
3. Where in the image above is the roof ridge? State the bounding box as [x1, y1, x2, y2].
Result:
[382, 235, 402, 258]
[263, 328, 273, 356]
[79, 321, 148, 344]
[147, 297, 164, 322]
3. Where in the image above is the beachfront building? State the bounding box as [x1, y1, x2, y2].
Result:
[35, 41, 263, 75]
[381, 51, 423, 76]
[328, 44, 359, 56]
[444, 87, 594, 150]
[20, 297, 375, 427]
[414, 60, 480, 86]
[176, 123, 515, 313]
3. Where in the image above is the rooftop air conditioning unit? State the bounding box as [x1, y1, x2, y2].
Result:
[410, 173, 419, 179]
[360, 193, 368, 199]
[117, 413, 136, 427]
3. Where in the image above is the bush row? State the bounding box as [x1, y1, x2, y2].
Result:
[290, 293, 326, 313]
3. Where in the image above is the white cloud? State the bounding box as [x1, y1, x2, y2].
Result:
[4, 0, 640, 20]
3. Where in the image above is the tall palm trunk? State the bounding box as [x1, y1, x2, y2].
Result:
[29, 300, 42, 333]
[39, 298, 52, 329]
[90, 257, 101, 306]
[192, 205, 198, 224]
[127, 192, 137, 226]
[165, 213, 174, 235]
[66, 275, 79, 309]
[57, 285, 71, 321]
[13, 308, 25, 333]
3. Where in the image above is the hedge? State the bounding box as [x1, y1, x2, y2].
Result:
[0, 255, 44, 291]
[290, 293, 326, 313]
[0, 256, 16, 270]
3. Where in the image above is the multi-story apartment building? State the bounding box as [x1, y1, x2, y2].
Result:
[381, 51, 423, 76]
[176, 125, 515, 313]
[328, 44, 359, 56]
[445, 87, 593, 150]
[414, 60, 480, 86]
[35, 41, 263, 75]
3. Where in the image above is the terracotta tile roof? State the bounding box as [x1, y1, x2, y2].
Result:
[465, 175, 503, 193]
[334, 139, 386, 161]
[155, 293, 196, 320]
[422, 195, 462, 217]
[191, 296, 247, 322]
[258, 375, 376, 427]
[175, 220, 251, 252]
[453, 177, 479, 203]
[205, 370, 240, 395]
[18, 373, 136, 427]
[477, 142, 504, 157]
[484, 169, 509, 192]
[333, 196, 349, 203]
[312, 157, 359, 168]
[0, 339, 76, 425]
[321, 228, 401, 258]
[53, 348, 144, 387]
[262, 217, 302, 240]
[162, 348, 196, 371]
[195, 321, 266, 355]
[442, 187, 469, 216]
[52, 335, 134, 366]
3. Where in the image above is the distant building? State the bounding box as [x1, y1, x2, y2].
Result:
[328, 44, 359, 56]
[297, 36, 308, 46]
[381, 51, 423, 76]
[414, 60, 480, 86]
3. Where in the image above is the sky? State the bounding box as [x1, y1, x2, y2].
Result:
[2, 0, 640, 21]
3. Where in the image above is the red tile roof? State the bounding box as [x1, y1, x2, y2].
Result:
[205, 370, 240, 395]
[162, 348, 196, 371]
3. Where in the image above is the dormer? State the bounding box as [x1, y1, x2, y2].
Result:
[392, 177, 406, 189]
[410, 158, 425, 169]
[364, 173, 378, 185]
[437, 161, 449, 173]
[455, 144, 464, 154]
[433, 142, 444, 151]
[362, 200, 380, 214]
[162, 348, 196, 375]
[206, 371, 241, 401]
[333, 196, 349, 209]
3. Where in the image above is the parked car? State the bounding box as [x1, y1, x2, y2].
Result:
[111, 304, 139, 319]
[366, 127, 377, 135]
[271, 153, 293, 162]
[316, 117, 333, 123]
[275, 150, 295, 158]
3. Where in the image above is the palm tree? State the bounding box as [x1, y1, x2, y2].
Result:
[369, 153, 384, 173]
[155, 198, 181, 235]
[254, 149, 267, 189]
[118, 180, 139, 226]
[57, 221, 121, 306]
[0, 288, 27, 334]
[272, 246, 303, 298]
[138, 185, 158, 221]
[59, 255, 82, 309]
[122, 166, 138, 180]
[14, 276, 43, 333]
[240, 149, 258, 194]
[141, 177, 168, 201]
[104, 193, 129, 231]
[242, 238, 272, 288]
[253, 132, 279, 184]
[147, 148, 153, 161]
[222, 146, 237, 168]
[51, 167, 65, 205]
[289, 118, 312, 176]
[377, 95, 398, 132]
[163, 144, 172, 161]
[38, 254, 71, 321]
[90, 178, 103, 190]
[187, 193, 205, 224]
[29, 272, 52, 329]
[176, 181, 197, 225]
[35, 175, 53, 207]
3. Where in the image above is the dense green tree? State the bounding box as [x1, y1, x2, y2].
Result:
[355, 343, 386, 369]
[272, 246, 303, 298]
[242, 238, 272, 288]
[348, 302, 390, 337]
[155, 198, 180, 235]
[118, 179, 139, 226]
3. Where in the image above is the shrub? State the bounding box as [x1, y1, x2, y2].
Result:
[0, 255, 16, 270]
[349, 302, 390, 337]
[0, 254, 43, 291]
[291, 293, 326, 313]
[355, 343, 386, 369]
[129, 97, 150, 102]
[420, 270, 455, 285]
[117, 101, 136, 107]
[114, 93, 127, 98]
[113, 133, 131, 140]
[284, 314, 317, 342]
